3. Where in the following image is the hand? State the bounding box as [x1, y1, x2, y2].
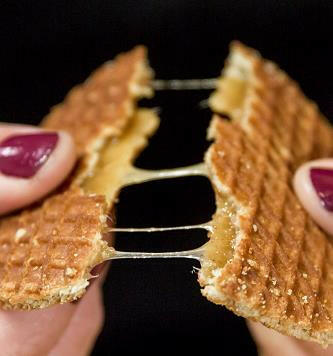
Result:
[248, 159, 333, 355]
[0, 124, 104, 356]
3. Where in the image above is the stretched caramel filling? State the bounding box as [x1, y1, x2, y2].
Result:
[82, 108, 208, 201]
[82, 108, 159, 202]
[209, 76, 247, 120]
[203, 74, 246, 269]
[203, 199, 237, 269]
[80, 78, 241, 263]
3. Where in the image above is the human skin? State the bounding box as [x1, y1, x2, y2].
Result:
[0, 125, 104, 356]
[0, 124, 76, 215]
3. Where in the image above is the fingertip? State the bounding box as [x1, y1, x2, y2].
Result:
[0, 128, 77, 215]
[48, 282, 105, 356]
[293, 159, 333, 236]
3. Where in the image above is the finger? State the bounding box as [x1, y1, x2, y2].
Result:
[248, 321, 333, 356]
[47, 282, 104, 356]
[0, 301, 77, 356]
[0, 124, 76, 215]
[0, 274, 106, 356]
[293, 159, 333, 235]
[47, 265, 109, 356]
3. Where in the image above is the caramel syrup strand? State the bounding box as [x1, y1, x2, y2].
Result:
[105, 245, 206, 261]
[153, 79, 217, 90]
[107, 222, 213, 233]
[122, 162, 208, 186]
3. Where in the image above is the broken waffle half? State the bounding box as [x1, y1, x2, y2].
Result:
[0, 46, 159, 309]
[199, 42, 333, 345]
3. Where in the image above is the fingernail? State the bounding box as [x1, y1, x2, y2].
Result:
[310, 168, 333, 211]
[0, 132, 58, 178]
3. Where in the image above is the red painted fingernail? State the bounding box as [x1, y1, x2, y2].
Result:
[310, 168, 333, 211]
[0, 132, 58, 178]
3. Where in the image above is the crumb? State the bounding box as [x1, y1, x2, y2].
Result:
[302, 296, 309, 304]
[15, 228, 26, 242]
[242, 266, 250, 275]
[287, 289, 293, 295]
[247, 259, 257, 267]
[65, 267, 77, 277]
[252, 224, 258, 232]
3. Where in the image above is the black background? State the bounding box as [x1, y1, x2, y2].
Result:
[0, 1, 332, 355]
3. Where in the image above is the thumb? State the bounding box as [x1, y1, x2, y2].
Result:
[293, 158, 333, 235]
[0, 124, 76, 215]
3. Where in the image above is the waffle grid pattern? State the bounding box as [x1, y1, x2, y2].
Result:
[0, 46, 152, 309]
[0, 189, 107, 309]
[202, 43, 333, 343]
[43, 46, 149, 156]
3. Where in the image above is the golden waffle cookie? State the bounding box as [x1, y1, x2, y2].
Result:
[43, 46, 153, 184]
[199, 42, 333, 345]
[0, 46, 158, 310]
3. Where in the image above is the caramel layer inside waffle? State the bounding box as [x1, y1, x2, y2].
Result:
[203, 72, 247, 271]
[209, 76, 247, 120]
[82, 109, 159, 203]
[204, 200, 237, 270]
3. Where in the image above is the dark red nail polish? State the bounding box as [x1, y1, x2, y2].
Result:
[0, 132, 58, 178]
[310, 168, 333, 211]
